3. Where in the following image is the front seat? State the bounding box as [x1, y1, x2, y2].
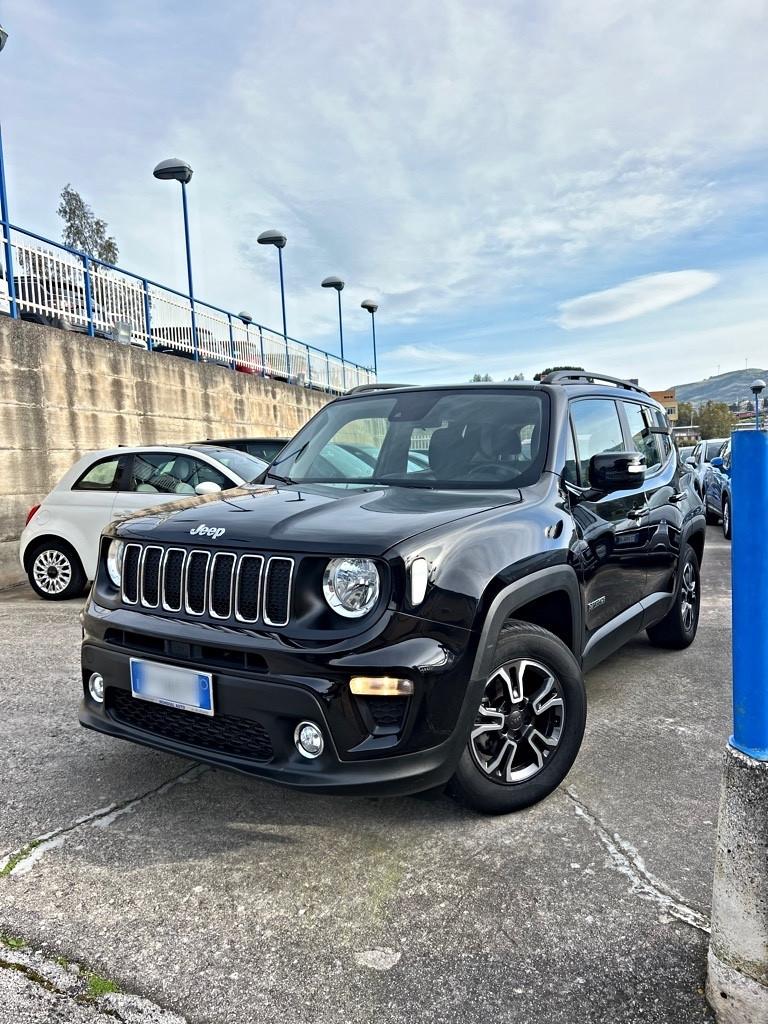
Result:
[167, 456, 197, 494]
[429, 425, 471, 480]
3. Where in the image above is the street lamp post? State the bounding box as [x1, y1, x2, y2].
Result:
[322, 276, 345, 362]
[751, 380, 766, 431]
[153, 158, 197, 358]
[257, 230, 288, 342]
[0, 24, 18, 320]
[360, 299, 378, 377]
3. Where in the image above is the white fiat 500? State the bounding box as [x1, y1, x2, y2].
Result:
[20, 444, 267, 600]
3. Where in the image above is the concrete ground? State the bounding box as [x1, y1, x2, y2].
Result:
[0, 528, 732, 1024]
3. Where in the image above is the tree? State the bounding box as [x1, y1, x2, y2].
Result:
[470, 373, 493, 382]
[57, 184, 119, 264]
[698, 401, 734, 439]
[677, 401, 694, 426]
[533, 365, 584, 381]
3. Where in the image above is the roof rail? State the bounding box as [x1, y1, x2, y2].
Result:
[345, 382, 409, 395]
[540, 370, 649, 396]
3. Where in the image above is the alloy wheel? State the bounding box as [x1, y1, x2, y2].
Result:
[723, 502, 730, 537]
[680, 560, 698, 632]
[32, 549, 73, 595]
[470, 658, 566, 784]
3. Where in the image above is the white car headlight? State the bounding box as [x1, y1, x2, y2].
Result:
[323, 557, 380, 618]
[106, 539, 124, 587]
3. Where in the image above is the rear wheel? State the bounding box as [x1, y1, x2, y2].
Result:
[27, 540, 87, 601]
[704, 500, 719, 525]
[646, 545, 700, 649]
[722, 496, 732, 540]
[447, 621, 586, 814]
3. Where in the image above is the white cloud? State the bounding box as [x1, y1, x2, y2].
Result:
[388, 344, 469, 365]
[556, 270, 720, 329]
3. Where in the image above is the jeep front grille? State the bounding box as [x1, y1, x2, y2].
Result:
[121, 543, 294, 626]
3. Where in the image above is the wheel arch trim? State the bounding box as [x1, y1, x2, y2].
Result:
[470, 565, 582, 684]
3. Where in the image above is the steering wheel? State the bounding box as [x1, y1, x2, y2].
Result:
[466, 462, 519, 481]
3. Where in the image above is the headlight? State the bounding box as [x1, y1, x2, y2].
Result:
[323, 557, 380, 618]
[106, 539, 124, 587]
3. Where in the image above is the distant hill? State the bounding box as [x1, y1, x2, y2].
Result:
[672, 368, 768, 406]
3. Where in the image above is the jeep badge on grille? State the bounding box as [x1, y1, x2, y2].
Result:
[189, 525, 226, 539]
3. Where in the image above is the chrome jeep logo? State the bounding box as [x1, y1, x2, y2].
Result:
[189, 524, 225, 539]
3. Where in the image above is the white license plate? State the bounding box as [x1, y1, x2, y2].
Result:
[129, 658, 214, 716]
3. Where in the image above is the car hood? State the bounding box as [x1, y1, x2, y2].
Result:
[112, 483, 522, 554]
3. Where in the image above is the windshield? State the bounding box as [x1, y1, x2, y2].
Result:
[706, 441, 725, 461]
[190, 446, 267, 482]
[269, 389, 549, 489]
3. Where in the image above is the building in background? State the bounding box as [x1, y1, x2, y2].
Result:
[650, 388, 678, 424]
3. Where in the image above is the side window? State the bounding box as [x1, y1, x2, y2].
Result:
[127, 452, 230, 495]
[564, 420, 579, 485]
[72, 456, 122, 491]
[622, 402, 661, 473]
[570, 399, 625, 483]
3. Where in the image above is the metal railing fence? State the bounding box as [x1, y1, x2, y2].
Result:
[0, 224, 375, 393]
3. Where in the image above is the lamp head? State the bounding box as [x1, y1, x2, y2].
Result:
[153, 158, 193, 184]
[0, 25, 8, 52]
[321, 276, 344, 292]
[257, 229, 287, 249]
[238, 311, 253, 324]
[361, 299, 378, 314]
[750, 378, 766, 396]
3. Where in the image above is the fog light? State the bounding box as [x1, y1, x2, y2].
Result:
[294, 720, 324, 759]
[349, 676, 414, 697]
[88, 672, 105, 703]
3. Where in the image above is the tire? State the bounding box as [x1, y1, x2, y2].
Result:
[26, 540, 87, 601]
[721, 496, 732, 540]
[704, 500, 719, 525]
[646, 545, 700, 650]
[447, 621, 587, 815]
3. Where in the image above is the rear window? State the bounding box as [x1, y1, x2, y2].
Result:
[72, 457, 121, 491]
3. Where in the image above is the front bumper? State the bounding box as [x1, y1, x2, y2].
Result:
[79, 605, 481, 796]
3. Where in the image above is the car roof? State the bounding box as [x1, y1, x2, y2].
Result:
[337, 380, 663, 407]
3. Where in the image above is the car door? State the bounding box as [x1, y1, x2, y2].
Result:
[48, 454, 130, 579]
[620, 400, 682, 602]
[567, 398, 649, 637]
[112, 451, 235, 517]
[705, 440, 728, 515]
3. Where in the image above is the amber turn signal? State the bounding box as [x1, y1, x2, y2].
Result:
[349, 676, 414, 697]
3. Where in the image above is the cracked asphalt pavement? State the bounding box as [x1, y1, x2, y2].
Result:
[0, 527, 732, 1023]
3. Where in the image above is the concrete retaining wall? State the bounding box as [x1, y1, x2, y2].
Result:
[0, 319, 331, 588]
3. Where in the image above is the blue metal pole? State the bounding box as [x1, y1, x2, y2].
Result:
[180, 181, 198, 360]
[371, 311, 377, 376]
[337, 289, 345, 389]
[277, 246, 287, 342]
[730, 428, 768, 760]
[227, 312, 235, 369]
[258, 325, 266, 377]
[0, 124, 18, 319]
[142, 279, 152, 350]
[82, 255, 95, 337]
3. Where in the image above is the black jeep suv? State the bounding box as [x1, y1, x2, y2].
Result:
[80, 372, 705, 813]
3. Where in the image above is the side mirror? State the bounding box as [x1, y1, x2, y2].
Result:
[195, 481, 222, 496]
[684, 456, 696, 468]
[588, 452, 646, 493]
[710, 456, 724, 470]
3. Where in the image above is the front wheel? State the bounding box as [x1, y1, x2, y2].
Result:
[447, 621, 586, 814]
[27, 540, 87, 600]
[722, 496, 732, 540]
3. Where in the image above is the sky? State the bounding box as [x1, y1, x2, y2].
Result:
[1, 0, 767, 389]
